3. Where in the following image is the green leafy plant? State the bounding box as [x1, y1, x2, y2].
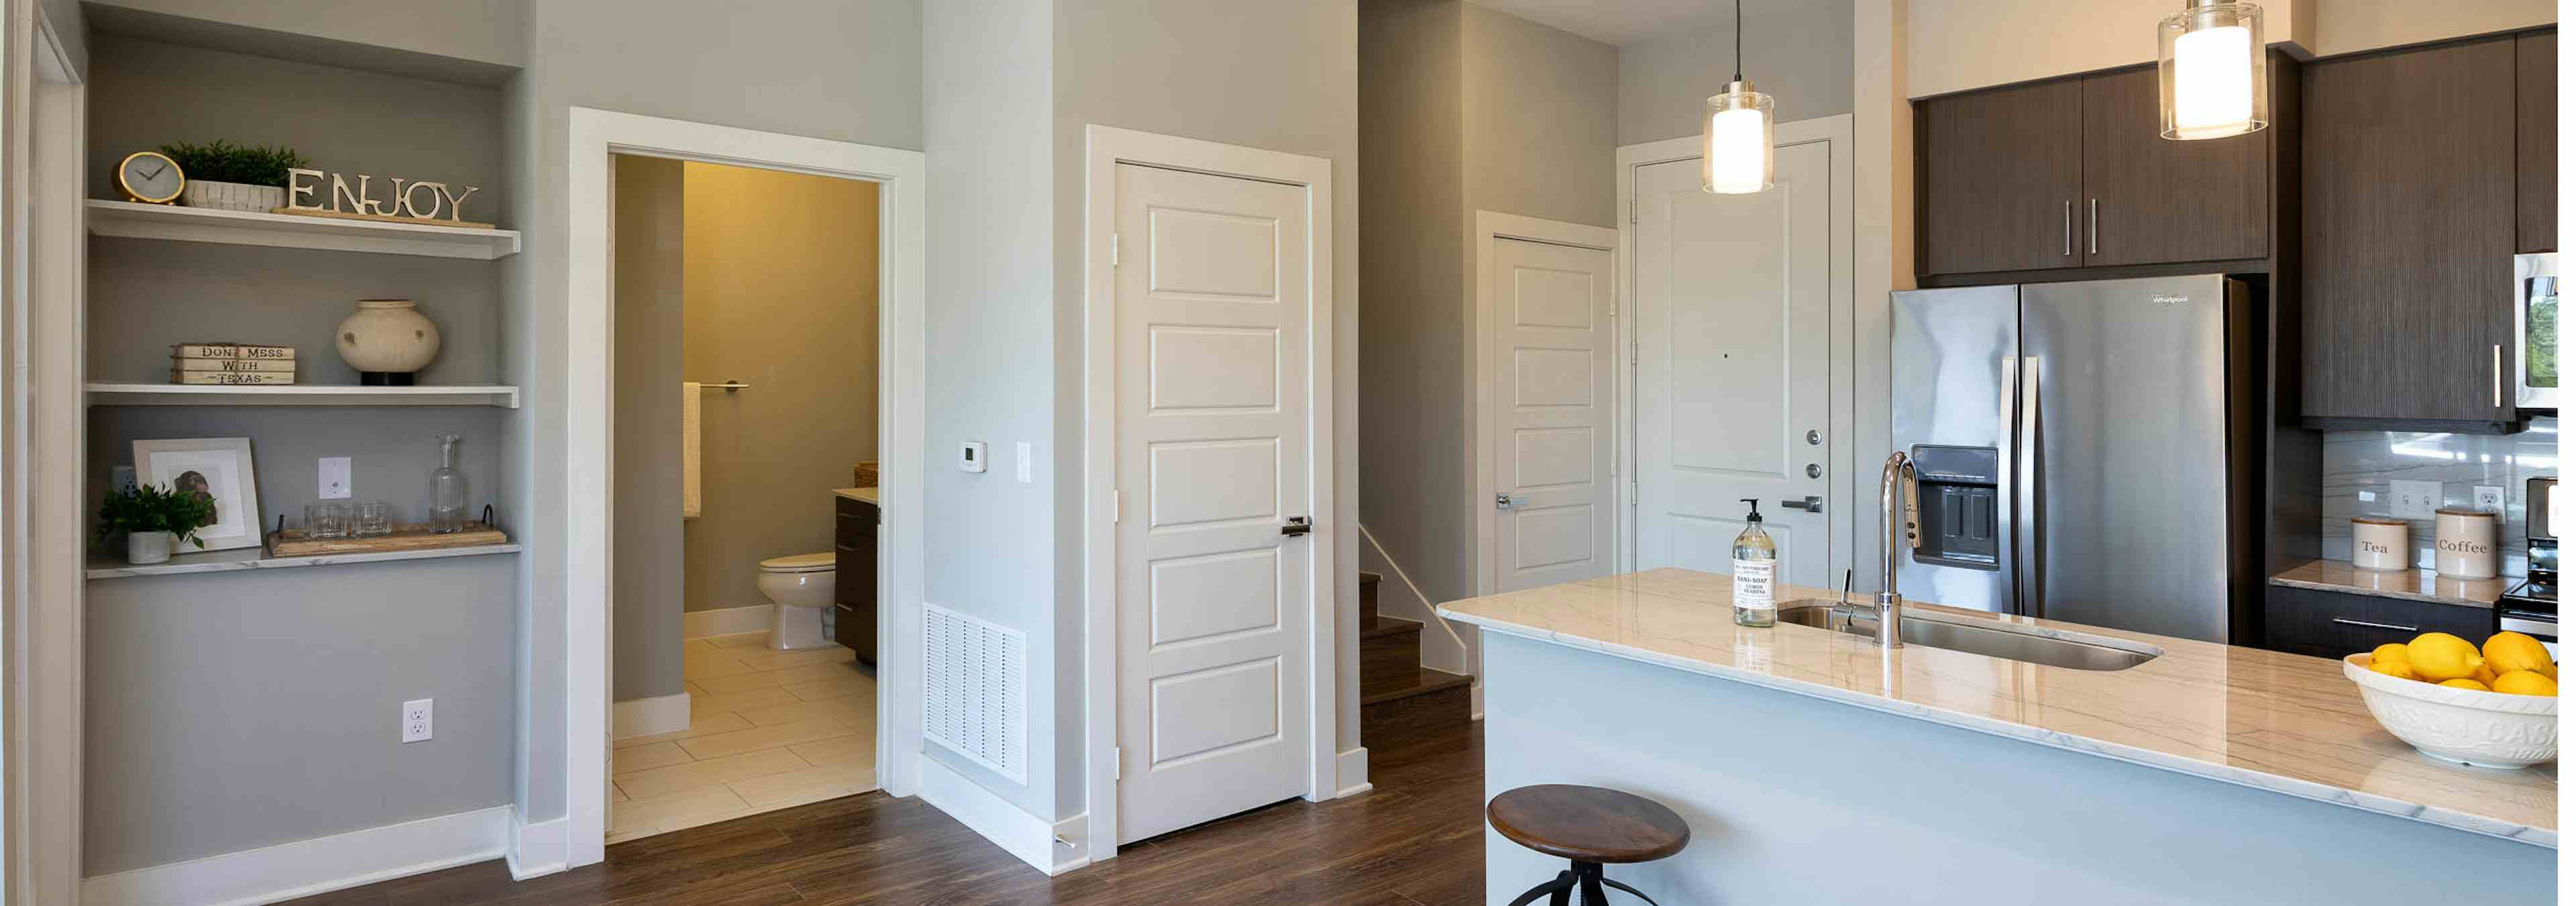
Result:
[157, 140, 309, 187]
[95, 482, 217, 550]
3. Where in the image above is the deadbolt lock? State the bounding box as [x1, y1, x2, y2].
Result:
[1805, 463, 1823, 479]
[1806, 429, 1823, 446]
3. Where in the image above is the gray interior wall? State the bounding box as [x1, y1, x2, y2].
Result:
[506, 0, 925, 826]
[84, 556, 516, 875]
[40, 0, 85, 72]
[1462, 4, 1618, 228]
[1050, 0, 1362, 816]
[921, 0, 1059, 821]
[87, 406, 506, 545]
[86, 240, 501, 385]
[81, 0, 524, 68]
[610, 155, 684, 703]
[1615, 5, 1856, 146]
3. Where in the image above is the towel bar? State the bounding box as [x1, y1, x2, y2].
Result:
[695, 381, 751, 392]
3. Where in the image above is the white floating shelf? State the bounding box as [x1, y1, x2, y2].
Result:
[86, 382, 521, 409]
[86, 543, 523, 580]
[85, 199, 521, 260]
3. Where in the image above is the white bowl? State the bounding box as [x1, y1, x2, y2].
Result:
[2343, 654, 2557, 768]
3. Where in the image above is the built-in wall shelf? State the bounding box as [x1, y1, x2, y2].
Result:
[85, 199, 522, 260]
[85, 382, 521, 409]
[85, 542, 523, 581]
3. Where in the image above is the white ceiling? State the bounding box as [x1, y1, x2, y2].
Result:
[1466, 0, 1800, 46]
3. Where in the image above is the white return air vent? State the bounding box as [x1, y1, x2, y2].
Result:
[924, 602, 1029, 783]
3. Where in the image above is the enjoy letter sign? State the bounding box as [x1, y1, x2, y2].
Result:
[282, 168, 486, 227]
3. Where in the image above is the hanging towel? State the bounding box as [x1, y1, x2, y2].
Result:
[681, 382, 702, 519]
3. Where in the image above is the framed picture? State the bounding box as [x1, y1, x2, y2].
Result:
[133, 437, 261, 552]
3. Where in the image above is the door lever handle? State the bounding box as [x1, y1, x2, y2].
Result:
[1281, 516, 1312, 536]
[1495, 493, 1530, 510]
[1780, 495, 1825, 513]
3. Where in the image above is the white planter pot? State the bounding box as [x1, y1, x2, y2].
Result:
[125, 530, 173, 565]
[335, 299, 442, 379]
[179, 180, 286, 213]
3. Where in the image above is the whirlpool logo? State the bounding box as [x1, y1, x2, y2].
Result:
[2149, 293, 2190, 306]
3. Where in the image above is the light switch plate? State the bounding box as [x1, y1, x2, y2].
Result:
[319, 457, 352, 499]
[2387, 479, 2443, 519]
[1015, 442, 1033, 483]
[2475, 485, 2507, 513]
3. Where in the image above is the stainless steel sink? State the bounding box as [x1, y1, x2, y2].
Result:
[1774, 601, 2159, 671]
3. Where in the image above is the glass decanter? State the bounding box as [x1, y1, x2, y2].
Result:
[430, 434, 467, 533]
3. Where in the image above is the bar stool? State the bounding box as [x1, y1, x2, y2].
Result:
[1487, 784, 1689, 905]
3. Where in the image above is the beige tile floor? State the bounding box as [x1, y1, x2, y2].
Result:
[607, 632, 877, 844]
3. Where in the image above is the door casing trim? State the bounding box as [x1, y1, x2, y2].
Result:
[1081, 124, 1340, 864]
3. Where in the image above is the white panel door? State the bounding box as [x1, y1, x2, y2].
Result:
[1490, 238, 1617, 593]
[1635, 142, 1834, 587]
[1114, 163, 1312, 844]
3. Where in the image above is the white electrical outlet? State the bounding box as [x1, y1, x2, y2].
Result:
[2474, 485, 2507, 513]
[319, 457, 352, 500]
[2387, 479, 2443, 519]
[402, 698, 433, 743]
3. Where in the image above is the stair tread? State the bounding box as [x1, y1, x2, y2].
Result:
[1360, 615, 1422, 640]
[1360, 666, 1472, 707]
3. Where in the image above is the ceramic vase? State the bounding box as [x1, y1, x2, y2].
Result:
[125, 530, 172, 565]
[178, 180, 285, 213]
[336, 299, 441, 386]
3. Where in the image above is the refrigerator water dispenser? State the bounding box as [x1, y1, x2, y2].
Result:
[1909, 445, 2000, 570]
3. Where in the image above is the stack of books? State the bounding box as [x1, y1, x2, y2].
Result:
[170, 343, 295, 385]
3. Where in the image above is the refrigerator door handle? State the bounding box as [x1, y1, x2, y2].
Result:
[1996, 355, 2019, 612]
[2017, 355, 2041, 619]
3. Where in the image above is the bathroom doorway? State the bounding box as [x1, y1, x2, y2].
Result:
[603, 155, 885, 844]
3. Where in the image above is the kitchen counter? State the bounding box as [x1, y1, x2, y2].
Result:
[2269, 558, 2509, 609]
[833, 486, 879, 505]
[1438, 568, 2553, 847]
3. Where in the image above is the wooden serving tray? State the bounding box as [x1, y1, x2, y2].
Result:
[268, 521, 508, 557]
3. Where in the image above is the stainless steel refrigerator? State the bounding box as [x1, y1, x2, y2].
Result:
[1891, 274, 2256, 644]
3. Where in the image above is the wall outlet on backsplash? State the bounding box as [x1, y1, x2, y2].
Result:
[2474, 485, 2506, 513]
[2387, 479, 2443, 519]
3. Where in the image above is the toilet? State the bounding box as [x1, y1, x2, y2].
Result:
[756, 552, 838, 651]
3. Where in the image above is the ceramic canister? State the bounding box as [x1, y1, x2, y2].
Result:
[2433, 508, 2500, 579]
[2350, 516, 2410, 571]
[335, 299, 441, 376]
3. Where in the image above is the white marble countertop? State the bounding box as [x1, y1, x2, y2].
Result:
[834, 486, 879, 505]
[1437, 568, 2557, 848]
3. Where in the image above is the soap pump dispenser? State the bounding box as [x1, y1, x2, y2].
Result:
[1732, 497, 1778, 627]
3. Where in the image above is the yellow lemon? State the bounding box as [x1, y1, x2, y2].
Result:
[2473, 664, 2498, 685]
[2369, 658, 2418, 681]
[2438, 678, 2489, 691]
[2482, 632, 2555, 677]
[2404, 632, 2485, 681]
[2371, 643, 2412, 670]
[2492, 670, 2558, 697]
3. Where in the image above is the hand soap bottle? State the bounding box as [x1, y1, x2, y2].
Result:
[1731, 498, 1778, 627]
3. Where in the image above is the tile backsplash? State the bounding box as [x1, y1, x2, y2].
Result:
[2320, 417, 2557, 576]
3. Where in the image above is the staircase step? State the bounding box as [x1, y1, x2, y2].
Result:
[1359, 617, 1426, 699]
[1359, 571, 1382, 627]
[1360, 666, 1472, 749]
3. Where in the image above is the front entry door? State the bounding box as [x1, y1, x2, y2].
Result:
[1633, 140, 1834, 587]
[1489, 237, 1618, 593]
[1114, 162, 1313, 844]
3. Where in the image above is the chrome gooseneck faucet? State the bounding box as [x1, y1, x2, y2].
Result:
[1861, 451, 1921, 648]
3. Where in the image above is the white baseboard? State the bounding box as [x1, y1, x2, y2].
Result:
[682, 604, 771, 640]
[506, 809, 569, 880]
[613, 691, 691, 740]
[916, 756, 1087, 876]
[1335, 746, 1372, 797]
[80, 805, 510, 906]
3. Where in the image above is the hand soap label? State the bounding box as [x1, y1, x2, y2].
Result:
[1731, 558, 1776, 610]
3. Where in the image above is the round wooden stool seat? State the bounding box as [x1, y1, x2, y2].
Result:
[1488, 784, 1690, 864]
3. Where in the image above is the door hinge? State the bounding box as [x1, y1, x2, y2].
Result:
[1112, 233, 1121, 267]
[1629, 479, 1639, 505]
[1112, 490, 1122, 523]
[1629, 340, 1640, 364]
[1114, 747, 1122, 780]
[1629, 199, 1638, 223]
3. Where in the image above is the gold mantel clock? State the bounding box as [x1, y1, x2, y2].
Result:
[116, 150, 184, 205]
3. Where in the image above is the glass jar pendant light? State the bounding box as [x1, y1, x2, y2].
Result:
[2158, 0, 2268, 140]
[1701, 0, 1774, 194]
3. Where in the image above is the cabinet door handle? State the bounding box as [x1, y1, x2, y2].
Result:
[2331, 617, 2419, 633]
[2087, 199, 2098, 254]
[2061, 201, 2072, 256]
[2493, 344, 2504, 409]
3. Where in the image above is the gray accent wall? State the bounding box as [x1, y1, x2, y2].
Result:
[1615, 5, 1855, 145]
[85, 556, 516, 875]
[505, 0, 924, 826]
[611, 156, 685, 703]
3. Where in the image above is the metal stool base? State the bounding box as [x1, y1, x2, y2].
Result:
[1503, 861, 1661, 906]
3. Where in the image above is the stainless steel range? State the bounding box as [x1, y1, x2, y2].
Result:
[2497, 476, 2557, 652]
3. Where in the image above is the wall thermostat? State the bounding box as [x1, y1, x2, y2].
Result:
[959, 441, 989, 473]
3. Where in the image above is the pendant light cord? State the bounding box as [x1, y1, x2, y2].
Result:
[1733, 0, 1743, 83]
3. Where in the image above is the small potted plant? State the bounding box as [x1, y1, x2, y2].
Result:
[159, 140, 309, 213]
[96, 482, 217, 565]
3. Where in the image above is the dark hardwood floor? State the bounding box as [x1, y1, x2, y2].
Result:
[286, 721, 1485, 905]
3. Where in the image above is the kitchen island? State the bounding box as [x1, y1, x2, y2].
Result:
[1437, 569, 2555, 905]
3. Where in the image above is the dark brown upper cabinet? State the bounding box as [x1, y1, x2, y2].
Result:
[2518, 30, 2557, 253]
[2079, 67, 2269, 266]
[1918, 70, 2266, 277]
[2302, 36, 2518, 431]
[1919, 78, 2084, 275]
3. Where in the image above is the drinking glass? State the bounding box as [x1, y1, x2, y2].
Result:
[305, 502, 350, 539]
[354, 501, 394, 538]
